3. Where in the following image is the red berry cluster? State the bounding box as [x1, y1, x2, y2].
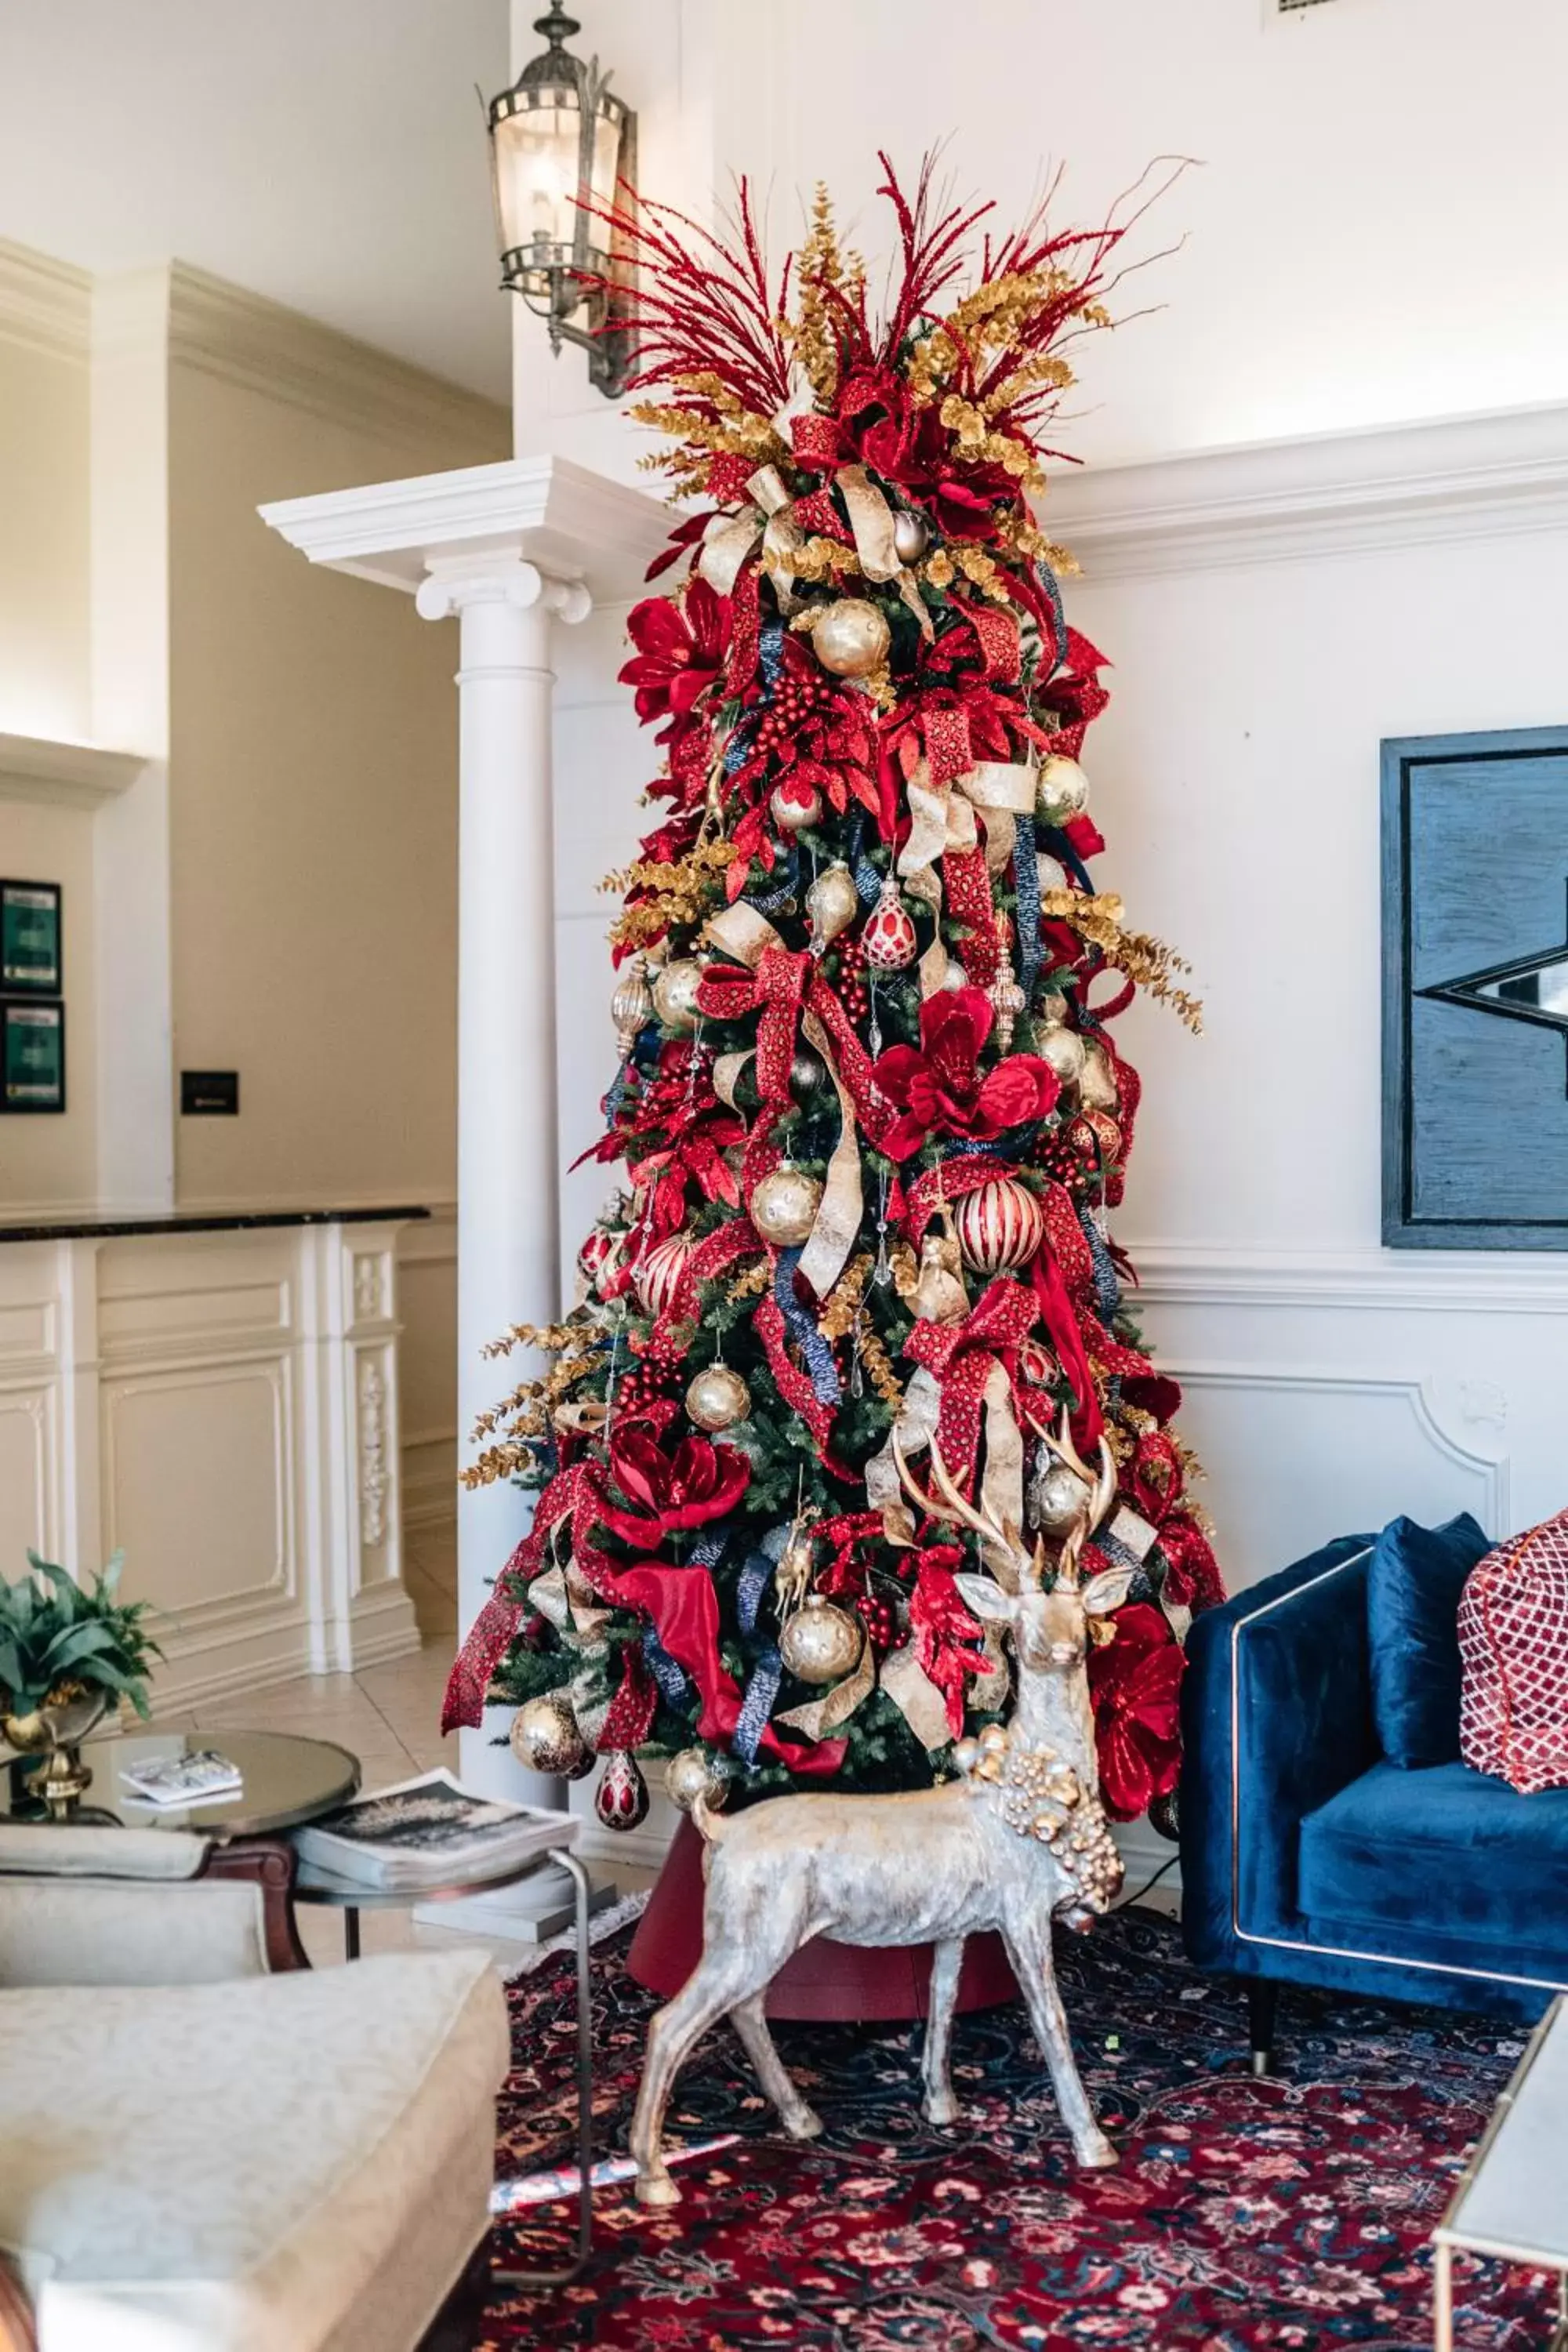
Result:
[834, 933, 870, 1022]
[752, 671, 830, 757]
[1035, 1124, 1098, 1200]
[617, 1321, 688, 1411]
[859, 1592, 898, 1653]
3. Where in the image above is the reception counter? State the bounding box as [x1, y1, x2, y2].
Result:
[0, 1207, 428, 1712]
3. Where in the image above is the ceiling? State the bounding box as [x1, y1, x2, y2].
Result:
[0, 0, 514, 402]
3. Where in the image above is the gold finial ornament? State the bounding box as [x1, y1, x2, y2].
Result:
[989, 912, 1026, 1052]
[805, 861, 859, 953]
[611, 954, 653, 1056]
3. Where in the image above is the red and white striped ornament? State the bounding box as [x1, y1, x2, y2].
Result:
[953, 1178, 1046, 1276]
[863, 872, 918, 971]
[633, 1232, 693, 1317]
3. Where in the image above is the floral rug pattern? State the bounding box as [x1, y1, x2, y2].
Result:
[480, 1908, 1548, 2350]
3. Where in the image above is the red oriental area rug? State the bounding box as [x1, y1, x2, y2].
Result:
[480, 1909, 1550, 2350]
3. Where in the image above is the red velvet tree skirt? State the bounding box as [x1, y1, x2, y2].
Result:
[625, 1814, 1019, 2021]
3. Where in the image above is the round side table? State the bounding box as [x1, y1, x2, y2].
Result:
[2, 1728, 360, 1837]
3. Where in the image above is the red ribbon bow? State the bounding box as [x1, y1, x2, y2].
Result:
[903, 1276, 1040, 1491]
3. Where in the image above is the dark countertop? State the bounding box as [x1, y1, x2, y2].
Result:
[0, 1205, 432, 1245]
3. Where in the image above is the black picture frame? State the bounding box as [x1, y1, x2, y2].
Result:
[1, 998, 66, 1114]
[1382, 725, 1568, 1248]
[0, 878, 62, 996]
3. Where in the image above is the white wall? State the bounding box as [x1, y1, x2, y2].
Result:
[515, 0, 1568, 475]
[0, 241, 91, 739]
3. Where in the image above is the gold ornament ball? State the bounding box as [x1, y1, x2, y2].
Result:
[510, 1692, 593, 1780]
[805, 861, 859, 949]
[811, 597, 891, 679]
[779, 1592, 863, 1686]
[664, 1747, 731, 1815]
[685, 1363, 752, 1432]
[652, 956, 706, 1035]
[1079, 1041, 1120, 1112]
[750, 1164, 822, 1247]
[892, 509, 931, 564]
[1036, 755, 1091, 822]
[1033, 1461, 1092, 1537]
[1040, 1025, 1087, 1087]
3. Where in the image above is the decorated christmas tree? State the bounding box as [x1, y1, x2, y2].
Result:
[442, 157, 1223, 1837]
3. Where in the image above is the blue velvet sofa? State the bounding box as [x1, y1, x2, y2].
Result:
[1179, 1528, 1568, 2069]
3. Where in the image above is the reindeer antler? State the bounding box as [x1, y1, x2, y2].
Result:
[1024, 1408, 1117, 1588]
[892, 1432, 1032, 1584]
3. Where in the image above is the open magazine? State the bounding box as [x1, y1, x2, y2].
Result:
[290, 1769, 578, 1891]
[120, 1750, 244, 1810]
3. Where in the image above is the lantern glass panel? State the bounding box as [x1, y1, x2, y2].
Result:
[493, 95, 621, 294]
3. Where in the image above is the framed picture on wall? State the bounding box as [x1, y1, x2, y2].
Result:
[1382, 725, 1568, 1247]
[1, 1000, 65, 1113]
[0, 880, 62, 995]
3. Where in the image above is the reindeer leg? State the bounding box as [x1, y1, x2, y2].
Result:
[1002, 1917, 1117, 2170]
[632, 1963, 757, 2209]
[730, 1995, 823, 2142]
[920, 1937, 964, 2126]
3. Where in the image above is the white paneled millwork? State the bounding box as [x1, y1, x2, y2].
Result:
[0, 1218, 422, 1715]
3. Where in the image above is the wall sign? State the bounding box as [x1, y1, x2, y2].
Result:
[1383, 726, 1568, 1247]
[1, 1000, 65, 1113]
[1, 880, 61, 995]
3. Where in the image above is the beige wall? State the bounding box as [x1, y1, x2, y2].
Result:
[0, 799, 96, 1204]
[165, 316, 507, 1208]
[0, 243, 91, 742]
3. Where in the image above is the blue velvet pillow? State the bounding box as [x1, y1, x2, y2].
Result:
[1367, 1512, 1491, 1767]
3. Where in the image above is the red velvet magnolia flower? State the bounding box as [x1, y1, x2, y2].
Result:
[596, 1403, 750, 1548]
[619, 579, 732, 748]
[871, 989, 1058, 1161]
[1087, 1602, 1184, 1821]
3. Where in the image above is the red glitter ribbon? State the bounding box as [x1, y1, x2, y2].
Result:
[612, 1559, 846, 1775]
[942, 848, 1000, 982]
[598, 1639, 658, 1751]
[902, 1276, 1040, 1491]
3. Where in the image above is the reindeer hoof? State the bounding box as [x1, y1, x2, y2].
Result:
[636, 2171, 683, 2209]
[1076, 2129, 1119, 2171]
[924, 2093, 960, 2128]
[782, 2103, 824, 2142]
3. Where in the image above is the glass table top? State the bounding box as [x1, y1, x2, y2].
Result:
[2, 1729, 360, 1839]
[1440, 1998, 1568, 2266]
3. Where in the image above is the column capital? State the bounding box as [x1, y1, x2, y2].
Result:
[414, 553, 592, 628]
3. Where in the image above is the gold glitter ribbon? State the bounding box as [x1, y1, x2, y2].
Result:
[698, 458, 931, 637]
[880, 1642, 953, 1751]
[897, 757, 1038, 884]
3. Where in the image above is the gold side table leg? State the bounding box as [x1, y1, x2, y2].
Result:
[1433, 2239, 1453, 2352]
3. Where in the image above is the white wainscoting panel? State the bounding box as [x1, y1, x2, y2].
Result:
[0, 1221, 423, 1715]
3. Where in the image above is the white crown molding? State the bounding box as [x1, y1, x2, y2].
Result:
[0, 731, 147, 813]
[163, 263, 508, 463]
[1044, 401, 1568, 579]
[0, 238, 89, 362]
[1120, 1239, 1568, 1316]
[260, 454, 673, 604]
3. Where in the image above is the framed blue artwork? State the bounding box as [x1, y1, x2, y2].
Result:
[1382, 726, 1568, 1248]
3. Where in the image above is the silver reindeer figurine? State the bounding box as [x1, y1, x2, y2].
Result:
[630, 1415, 1135, 2208]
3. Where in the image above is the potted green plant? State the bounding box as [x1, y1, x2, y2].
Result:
[0, 1552, 163, 1817]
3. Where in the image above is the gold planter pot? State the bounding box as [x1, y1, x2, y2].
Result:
[2, 1689, 112, 1820]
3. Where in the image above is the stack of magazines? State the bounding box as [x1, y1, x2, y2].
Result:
[291, 1769, 575, 1891]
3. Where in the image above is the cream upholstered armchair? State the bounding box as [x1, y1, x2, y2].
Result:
[0, 1825, 510, 2352]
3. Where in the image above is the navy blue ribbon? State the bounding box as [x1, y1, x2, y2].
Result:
[1013, 812, 1042, 1003]
[642, 1628, 688, 1707]
[1034, 562, 1067, 674]
[734, 1648, 783, 1765]
[745, 844, 799, 915]
[1080, 1207, 1120, 1321]
[775, 1247, 841, 1404]
[1037, 823, 1095, 895]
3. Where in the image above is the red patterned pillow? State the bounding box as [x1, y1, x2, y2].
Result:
[1458, 1511, 1568, 1793]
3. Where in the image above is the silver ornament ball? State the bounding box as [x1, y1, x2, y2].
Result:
[779, 1592, 863, 1686]
[1032, 1461, 1092, 1537]
[1036, 755, 1091, 823]
[664, 1747, 731, 1815]
[811, 597, 891, 679]
[770, 779, 823, 833]
[685, 1362, 751, 1432]
[652, 956, 705, 1034]
[789, 1047, 827, 1102]
[750, 1163, 823, 1247]
[510, 1692, 594, 1781]
[891, 509, 931, 564]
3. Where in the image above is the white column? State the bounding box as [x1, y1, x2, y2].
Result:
[414, 554, 590, 1808]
